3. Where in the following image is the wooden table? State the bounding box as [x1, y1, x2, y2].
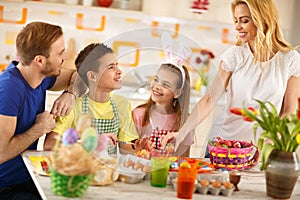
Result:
[22, 151, 300, 200]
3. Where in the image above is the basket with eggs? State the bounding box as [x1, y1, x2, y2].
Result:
[208, 136, 258, 171]
[48, 115, 118, 197]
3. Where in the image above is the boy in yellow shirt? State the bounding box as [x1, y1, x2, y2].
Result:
[44, 43, 140, 153]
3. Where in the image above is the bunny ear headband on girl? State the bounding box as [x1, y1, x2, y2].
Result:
[160, 31, 192, 89]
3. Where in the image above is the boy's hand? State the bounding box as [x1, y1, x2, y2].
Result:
[104, 133, 118, 146]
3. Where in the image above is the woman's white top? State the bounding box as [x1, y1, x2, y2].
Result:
[210, 44, 300, 142]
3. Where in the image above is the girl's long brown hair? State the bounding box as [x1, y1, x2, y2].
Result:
[135, 63, 190, 132]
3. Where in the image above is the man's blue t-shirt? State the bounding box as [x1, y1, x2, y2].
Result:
[0, 61, 56, 189]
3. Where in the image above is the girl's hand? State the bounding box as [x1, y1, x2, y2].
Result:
[104, 133, 118, 146]
[150, 142, 156, 151]
[135, 137, 152, 151]
[165, 143, 175, 155]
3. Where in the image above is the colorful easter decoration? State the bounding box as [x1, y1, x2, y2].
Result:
[83, 135, 98, 152]
[76, 114, 92, 136]
[62, 128, 79, 145]
[81, 127, 97, 142]
[96, 134, 110, 152]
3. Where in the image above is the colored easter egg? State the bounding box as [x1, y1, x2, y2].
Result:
[96, 134, 109, 152]
[81, 127, 97, 141]
[62, 128, 79, 145]
[76, 115, 91, 136]
[179, 161, 191, 168]
[170, 161, 179, 170]
[177, 159, 185, 165]
[83, 135, 98, 152]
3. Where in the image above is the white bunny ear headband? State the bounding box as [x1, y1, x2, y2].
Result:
[160, 32, 192, 89]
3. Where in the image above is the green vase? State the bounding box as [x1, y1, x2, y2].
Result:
[265, 150, 300, 199]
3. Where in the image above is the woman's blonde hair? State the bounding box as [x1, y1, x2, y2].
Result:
[231, 0, 294, 62]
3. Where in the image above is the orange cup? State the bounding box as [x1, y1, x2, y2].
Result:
[177, 161, 199, 199]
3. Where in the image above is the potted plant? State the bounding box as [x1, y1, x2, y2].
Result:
[230, 99, 300, 199]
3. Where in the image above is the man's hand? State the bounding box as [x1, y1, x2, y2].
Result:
[34, 111, 56, 136]
[50, 91, 75, 117]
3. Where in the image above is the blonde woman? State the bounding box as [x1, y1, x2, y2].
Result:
[162, 0, 300, 152]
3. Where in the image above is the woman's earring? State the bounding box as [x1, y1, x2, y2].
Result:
[173, 98, 178, 108]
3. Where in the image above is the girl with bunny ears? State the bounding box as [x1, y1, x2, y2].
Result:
[132, 32, 194, 157]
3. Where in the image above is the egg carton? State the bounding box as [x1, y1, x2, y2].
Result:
[196, 172, 235, 197]
[168, 170, 228, 184]
[197, 172, 228, 183]
[171, 180, 235, 197]
[116, 154, 151, 183]
[171, 171, 235, 197]
[196, 184, 235, 196]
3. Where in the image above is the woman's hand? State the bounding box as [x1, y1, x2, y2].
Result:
[161, 131, 177, 150]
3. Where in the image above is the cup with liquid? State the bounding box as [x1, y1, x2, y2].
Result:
[150, 156, 170, 187]
[177, 161, 199, 199]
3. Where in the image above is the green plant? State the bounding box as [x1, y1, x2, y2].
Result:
[230, 99, 300, 170]
[198, 71, 208, 86]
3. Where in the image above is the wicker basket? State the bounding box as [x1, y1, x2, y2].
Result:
[50, 169, 94, 197]
[208, 144, 253, 171]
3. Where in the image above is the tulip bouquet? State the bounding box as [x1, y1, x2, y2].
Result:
[230, 99, 300, 170]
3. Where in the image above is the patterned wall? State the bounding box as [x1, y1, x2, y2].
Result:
[0, 1, 236, 88]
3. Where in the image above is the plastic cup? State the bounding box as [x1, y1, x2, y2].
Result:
[177, 161, 199, 199]
[150, 156, 170, 187]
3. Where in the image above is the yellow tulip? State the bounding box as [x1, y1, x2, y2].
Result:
[296, 134, 300, 144]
